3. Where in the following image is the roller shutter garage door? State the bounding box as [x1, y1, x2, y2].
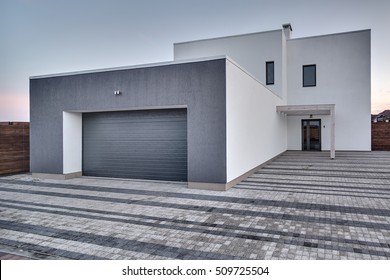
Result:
[82, 109, 187, 181]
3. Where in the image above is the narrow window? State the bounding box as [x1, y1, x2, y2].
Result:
[266, 61, 274, 85]
[303, 64, 316, 87]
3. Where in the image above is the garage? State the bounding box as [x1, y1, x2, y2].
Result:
[82, 109, 187, 181]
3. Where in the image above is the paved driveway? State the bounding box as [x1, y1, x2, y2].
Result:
[0, 151, 389, 260]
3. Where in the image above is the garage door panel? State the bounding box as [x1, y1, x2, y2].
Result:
[82, 109, 187, 181]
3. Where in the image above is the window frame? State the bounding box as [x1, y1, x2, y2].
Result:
[302, 64, 316, 87]
[266, 61, 275, 85]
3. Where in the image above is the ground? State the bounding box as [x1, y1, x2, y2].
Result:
[0, 151, 389, 260]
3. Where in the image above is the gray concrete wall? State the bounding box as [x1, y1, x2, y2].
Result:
[30, 58, 227, 183]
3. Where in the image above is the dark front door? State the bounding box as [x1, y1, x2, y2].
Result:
[302, 119, 321, 151]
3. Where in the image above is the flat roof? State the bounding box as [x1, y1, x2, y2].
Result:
[31, 27, 370, 80]
[289, 29, 370, 42]
[175, 28, 370, 45]
[174, 29, 281, 46]
[30, 55, 228, 80]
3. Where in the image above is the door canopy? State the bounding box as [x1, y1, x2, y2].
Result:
[276, 104, 335, 159]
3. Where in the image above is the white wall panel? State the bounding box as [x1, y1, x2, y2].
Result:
[287, 30, 371, 150]
[226, 59, 287, 182]
[63, 112, 82, 174]
[175, 30, 284, 97]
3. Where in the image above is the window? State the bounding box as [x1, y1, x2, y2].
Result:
[266, 61, 274, 85]
[303, 64, 316, 87]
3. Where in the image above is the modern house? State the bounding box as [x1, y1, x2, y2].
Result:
[30, 24, 371, 190]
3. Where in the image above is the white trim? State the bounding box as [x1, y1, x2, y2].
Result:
[289, 29, 370, 42]
[226, 57, 282, 99]
[174, 29, 281, 46]
[276, 104, 335, 115]
[30, 56, 227, 79]
[66, 105, 188, 113]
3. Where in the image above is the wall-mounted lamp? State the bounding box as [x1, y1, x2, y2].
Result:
[113, 90, 121, 95]
[310, 114, 313, 118]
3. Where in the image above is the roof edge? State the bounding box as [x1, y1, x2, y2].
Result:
[30, 55, 228, 79]
[174, 29, 282, 46]
[225, 56, 282, 100]
[289, 29, 371, 41]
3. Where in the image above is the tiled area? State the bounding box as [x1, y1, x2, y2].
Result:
[0, 151, 389, 260]
[0, 251, 33, 260]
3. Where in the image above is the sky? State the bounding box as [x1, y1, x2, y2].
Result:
[1, 0, 389, 121]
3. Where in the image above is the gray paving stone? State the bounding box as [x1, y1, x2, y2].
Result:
[0, 151, 389, 259]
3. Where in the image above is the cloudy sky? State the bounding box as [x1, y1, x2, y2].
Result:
[1, 0, 389, 121]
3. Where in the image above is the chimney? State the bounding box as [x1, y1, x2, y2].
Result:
[282, 23, 292, 39]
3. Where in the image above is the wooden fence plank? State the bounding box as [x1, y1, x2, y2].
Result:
[372, 122, 390, 151]
[0, 123, 30, 175]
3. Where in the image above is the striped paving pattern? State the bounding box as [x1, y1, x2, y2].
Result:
[0, 151, 389, 259]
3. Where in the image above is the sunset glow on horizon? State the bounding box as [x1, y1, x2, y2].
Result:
[1, 93, 29, 122]
[1, 0, 389, 121]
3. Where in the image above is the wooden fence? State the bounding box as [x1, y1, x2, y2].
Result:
[0, 122, 30, 175]
[372, 122, 390, 151]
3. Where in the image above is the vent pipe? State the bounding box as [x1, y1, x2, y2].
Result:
[282, 23, 292, 39]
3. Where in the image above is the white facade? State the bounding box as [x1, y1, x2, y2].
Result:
[226, 58, 286, 182]
[175, 25, 371, 154]
[175, 30, 286, 98]
[287, 30, 371, 150]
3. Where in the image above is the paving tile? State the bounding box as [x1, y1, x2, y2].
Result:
[0, 151, 389, 259]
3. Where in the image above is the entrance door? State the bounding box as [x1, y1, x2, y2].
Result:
[302, 119, 321, 151]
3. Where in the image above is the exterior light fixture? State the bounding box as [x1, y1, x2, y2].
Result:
[113, 90, 121, 95]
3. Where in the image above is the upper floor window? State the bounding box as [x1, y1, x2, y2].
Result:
[303, 64, 316, 87]
[266, 61, 274, 85]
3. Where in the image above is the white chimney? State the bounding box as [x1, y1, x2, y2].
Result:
[282, 23, 292, 39]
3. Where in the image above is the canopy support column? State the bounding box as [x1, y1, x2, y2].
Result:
[330, 106, 335, 159]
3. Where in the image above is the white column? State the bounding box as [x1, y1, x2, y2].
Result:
[63, 112, 82, 174]
[330, 106, 336, 159]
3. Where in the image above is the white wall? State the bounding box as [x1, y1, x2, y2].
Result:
[63, 112, 82, 174]
[287, 30, 371, 150]
[175, 30, 285, 98]
[226, 59, 287, 182]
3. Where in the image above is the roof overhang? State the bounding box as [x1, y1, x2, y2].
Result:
[276, 104, 335, 116]
[277, 104, 336, 159]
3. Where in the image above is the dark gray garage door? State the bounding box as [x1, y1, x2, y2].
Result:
[82, 109, 187, 181]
